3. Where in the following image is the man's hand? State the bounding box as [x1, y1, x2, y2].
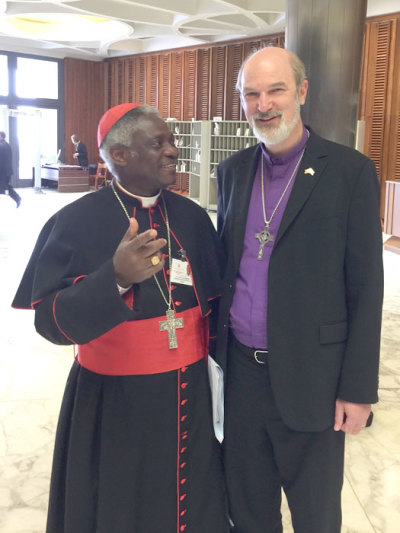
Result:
[334, 399, 371, 435]
[113, 217, 166, 287]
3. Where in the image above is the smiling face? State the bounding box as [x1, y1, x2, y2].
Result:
[116, 114, 179, 196]
[240, 48, 308, 155]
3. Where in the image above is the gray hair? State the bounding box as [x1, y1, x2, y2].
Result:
[100, 104, 160, 166]
[236, 47, 306, 95]
[71, 134, 80, 143]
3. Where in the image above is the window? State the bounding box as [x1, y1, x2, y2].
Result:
[17, 106, 58, 180]
[0, 105, 8, 131]
[0, 55, 8, 96]
[16, 57, 58, 99]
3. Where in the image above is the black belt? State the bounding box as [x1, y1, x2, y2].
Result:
[230, 334, 269, 365]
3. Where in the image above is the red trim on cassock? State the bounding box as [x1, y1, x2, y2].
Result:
[73, 274, 86, 284]
[53, 291, 77, 343]
[78, 306, 208, 375]
[31, 298, 42, 309]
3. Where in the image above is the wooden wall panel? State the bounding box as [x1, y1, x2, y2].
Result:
[146, 55, 158, 108]
[158, 53, 170, 118]
[134, 56, 146, 104]
[126, 58, 134, 102]
[387, 20, 400, 183]
[104, 33, 285, 121]
[210, 46, 226, 119]
[360, 13, 400, 218]
[183, 51, 196, 120]
[225, 43, 244, 120]
[170, 52, 184, 119]
[365, 20, 391, 180]
[64, 58, 106, 165]
[196, 48, 211, 120]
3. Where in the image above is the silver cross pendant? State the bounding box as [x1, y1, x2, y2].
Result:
[159, 309, 184, 349]
[255, 223, 274, 260]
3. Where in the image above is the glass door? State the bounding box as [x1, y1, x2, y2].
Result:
[15, 107, 58, 185]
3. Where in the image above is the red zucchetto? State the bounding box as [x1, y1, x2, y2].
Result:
[97, 103, 141, 147]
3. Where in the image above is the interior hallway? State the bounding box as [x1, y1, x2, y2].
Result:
[0, 188, 399, 533]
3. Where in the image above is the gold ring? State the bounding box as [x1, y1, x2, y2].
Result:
[151, 255, 160, 266]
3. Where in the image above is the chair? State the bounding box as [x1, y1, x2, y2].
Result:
[94, 162, 111, 189]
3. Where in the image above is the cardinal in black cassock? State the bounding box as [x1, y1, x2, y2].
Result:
[12, 103, 229, 533]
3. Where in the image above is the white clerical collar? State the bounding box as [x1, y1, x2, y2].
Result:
[114, 180, 161, 207]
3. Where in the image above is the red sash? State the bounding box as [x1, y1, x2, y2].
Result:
[77, 306, 208, 375]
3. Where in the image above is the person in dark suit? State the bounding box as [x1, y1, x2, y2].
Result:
[216, 46, 383, 533]
[71, 133, 88, 167]
[0, 131, 21, 207]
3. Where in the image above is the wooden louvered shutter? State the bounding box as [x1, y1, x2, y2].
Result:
[146, 55, 158, 107]
[363, 19, 394, 216]
[387, 20, 400, 184]
[108, 60, 123, 107]
[225, 44, 243, 120]
[261, 36, 284, 48]
[183, 51, 196, 120]
[196, 48, 211, 120]
[105, 61, 112, 108]
[170, 52, 183, 119]
[158, 53, 170, 118]
[210, 46, 226, 119]
[117, 60, 124, 104]
[125, 59, 134, 102]
[133, 57, 146, 105]
[242, 40, 262, 59]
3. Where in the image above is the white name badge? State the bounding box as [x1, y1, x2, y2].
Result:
[170, 258, 193, 286]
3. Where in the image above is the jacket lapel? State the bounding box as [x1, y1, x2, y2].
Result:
[275, 130, 328, 245]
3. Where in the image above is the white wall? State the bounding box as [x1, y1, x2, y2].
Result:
[367, 0, 399, 17]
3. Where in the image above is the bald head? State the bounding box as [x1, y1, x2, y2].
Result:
[237, 47, 306, 96]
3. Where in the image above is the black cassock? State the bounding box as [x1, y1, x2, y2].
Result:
[13, 185, 229, 533]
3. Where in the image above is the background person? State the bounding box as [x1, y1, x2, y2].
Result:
[0, 131, 21, 207]
[71, 133, 88, 167]
[216, 46, 383, 533]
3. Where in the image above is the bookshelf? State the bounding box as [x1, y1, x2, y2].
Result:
[208, 120, 258, 210]
[166, 119, 258, 210]
[166, 119, 191, 196]
[189, 120, 210, 207]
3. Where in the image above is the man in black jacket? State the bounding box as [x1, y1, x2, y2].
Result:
[0, 131, 21, 207]
[217, 46, 383, 533]
[71, 133, 88, 167]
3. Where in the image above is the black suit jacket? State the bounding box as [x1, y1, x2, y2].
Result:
[216, 128, 383, 432]
[76, 141, 88, 168]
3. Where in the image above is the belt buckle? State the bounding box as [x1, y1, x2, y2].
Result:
[254, 350, 268, 364]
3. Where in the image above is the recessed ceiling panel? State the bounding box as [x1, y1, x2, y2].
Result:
[0, 13, 131, 42]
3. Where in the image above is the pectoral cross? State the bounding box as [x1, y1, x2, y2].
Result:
[159, 309, 184, 349]
[255, 223, 274, 260]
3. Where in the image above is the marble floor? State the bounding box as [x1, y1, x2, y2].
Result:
[0, 188, 399, 533]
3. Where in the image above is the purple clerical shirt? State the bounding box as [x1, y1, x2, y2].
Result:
[230, 126, 309, 349]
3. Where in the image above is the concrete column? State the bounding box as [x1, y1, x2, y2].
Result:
[286, 0, 367, 147]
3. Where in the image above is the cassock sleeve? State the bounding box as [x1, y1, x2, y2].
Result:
[12, 209, 136, 346]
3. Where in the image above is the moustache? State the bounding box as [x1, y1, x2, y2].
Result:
[253, 111, 282, 121]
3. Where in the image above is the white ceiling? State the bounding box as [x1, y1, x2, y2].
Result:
[0, 0, 397, 61]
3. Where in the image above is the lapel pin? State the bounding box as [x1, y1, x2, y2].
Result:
[304, 167, 315, 176]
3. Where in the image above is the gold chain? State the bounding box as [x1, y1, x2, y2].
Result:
[111, 180, 172, 310]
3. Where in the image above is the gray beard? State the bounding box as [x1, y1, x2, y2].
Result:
[252, 102, 301, 146]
